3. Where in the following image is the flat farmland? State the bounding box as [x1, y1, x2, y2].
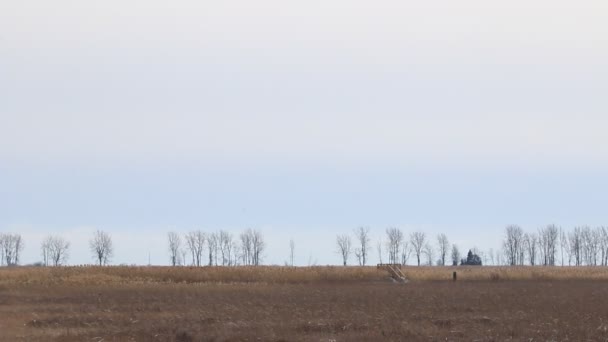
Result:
[1, 266, 608, 341]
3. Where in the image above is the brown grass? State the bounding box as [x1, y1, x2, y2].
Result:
[0, 266, 386, 286]
[1, 266, 608, 341]
[2, 265, 608, 286]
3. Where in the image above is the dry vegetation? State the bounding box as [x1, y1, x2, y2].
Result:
[1, 266, 608, 341]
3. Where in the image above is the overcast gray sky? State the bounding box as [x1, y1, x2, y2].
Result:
[1, 0, 607, 265]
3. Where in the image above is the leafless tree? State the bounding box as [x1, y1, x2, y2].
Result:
[385, 227, 404, 264]
[226, 232, 236, 266]
[560, 228, 571, 265]
[410, 232, 426, 266]
[569, 227, 583, 265]
[451, 244, 460, 266]
[41, 236, 70, 266]
[376, 240, 383, 264]
[240, 230, 252, 265]
[581, 226, 601, 265]
[289, 239, 295, 266]
[503, 225, 524, 266]
[218, 230, 235, 266]
[523, 232, 538, 266]
[538, 224, 559, 265]
[592, 227, 603, 266]
[600, 226, 608, 266]
[354, 248, 362, 265]
[251, 229, 265, 266]
[437, 234, 449, 266]
[89, 230, 113, 266]
[354, 227, 371, 266]
[167, 232, 182, 266]
[41, 237, 50, 266]
[0, 233, 24, 266]
[559, 227, 566, 266]
[185, 230, 205, 267]
[401, 241, 412, 265]
[336, 234, 352, 266]
[239, 229, 265, 266]
[208, 232, 219, 266]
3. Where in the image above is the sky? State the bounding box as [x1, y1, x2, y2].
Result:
[1, 0, 607, 266]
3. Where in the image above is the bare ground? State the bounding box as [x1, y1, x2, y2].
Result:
[2, 276, 608, 341]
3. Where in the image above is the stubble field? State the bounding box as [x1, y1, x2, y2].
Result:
[1, 266, 608, 341]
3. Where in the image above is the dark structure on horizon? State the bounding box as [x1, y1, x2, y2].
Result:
[460, 250, 482, 266]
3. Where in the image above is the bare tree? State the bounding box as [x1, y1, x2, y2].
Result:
[451, 244, 460, 266]
[167, 232, 182, 266]
[538, 224, 559, 265]
[185, 230, 205, 267]
[569, 227, 583, 266]
[218, 230, 235, 266]
[15, 235, 23, 265]
[581, 226, 600, 265]
[410, 232, 426, 266]
[208, 232, 219, 266]
[354, 227, 371, 266]
[89, 230, 113, 266]
[240, 230, 252, 266]
[437, 234, 449, 266]
[225, 232, 235, 266]
[503, 225, 524, 266]
[559, 226, 565, 266]
[0, 234, 24, 266]
[289, 239, 295, 266]
[354, 248, 362, 265]
[600, 226, 608, 266]
[523, 232, 538, 266]
[561, 227, 571, 266]
[41, 236, 70, 266]
[0, 236, 3, 266]
[41, 237, 51, 266]
[401, 241, 412, 265]
[385, 227, 404, 264]
[592, 227, 603, 266]
[376, 240, 383, 264]
[238, 229, 265, 266]
[336, 234, 352, 266]
[251, 229, 265, 266]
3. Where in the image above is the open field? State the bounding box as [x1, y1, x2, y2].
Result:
[1, 266, 608, 341]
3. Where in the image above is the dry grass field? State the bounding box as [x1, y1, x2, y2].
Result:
[1, 266, 608, 341]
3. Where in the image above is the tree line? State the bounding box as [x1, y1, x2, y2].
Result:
[2, 225, 608, 267]
[336, 227, 457, 266]
[167, 228, 265, 266]
[502, 225, 608, 266]
[0, 229, 266, 267]
[336, 225, 608, 267]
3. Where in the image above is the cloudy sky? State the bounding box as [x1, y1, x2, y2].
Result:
[1, 0, 607, 265]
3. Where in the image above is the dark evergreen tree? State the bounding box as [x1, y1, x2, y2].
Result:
[460, 249, 482, 266]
